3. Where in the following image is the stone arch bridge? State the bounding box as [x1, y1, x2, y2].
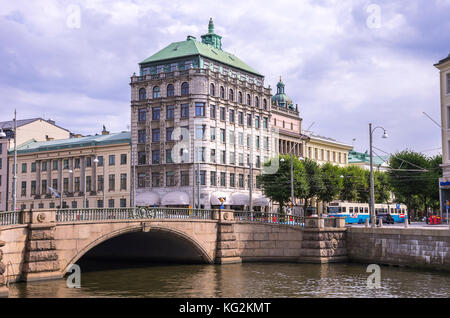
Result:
[0, 208, 347, 284]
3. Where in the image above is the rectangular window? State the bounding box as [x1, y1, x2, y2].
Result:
[138, 129, 146, 143]
[166, 127, 174, 141]
[98, 175, 104, 191]
[247, 114, 252, 127]
[120, 173, 127, 190]
[42, 161, 48, 171]
[229, 109, 235, 123]
[239, 153, 244, 166]
[86, 157, 92, 167]
[152, 129, 160, 142]
[264, 136, 269, 150]
[152, 150, 160, 164]
[138, 173, 146, 188]
[220, 107, 225, 121]
[263, 117, 268, 129]
[138, 108, 146, 122]
[210, 149, 216, 163]
[121, 154, 127, 165]
[210, 105, 216, 119]
[53, 160, 58, 171]
[108, 199, 115, 208]
[22, 163, 27, 173]
[239, 174, 244, 188]
[230, 152, 235, 165]
[229, 131, 235, 144]
[166, 149, 173, 163]
[109, 155, 115, 166]
[86, 176, 92, 192]
[195, 102, 205, 117]
[238, 133, 244, 146]
[181, 171, 189, 186]
[109, 174, 115, 191]
[166, 105, 175, 120]
[97, 200, 104, 208]
[199, 170, 206, 186]
[256, 136, 260, 149]
[181, 103, 189, 118]
[221, 150, 226, 164]
[196, 125, 206, 140]
[447, 73, 450, 94]
[166, 171, 176, 186]
[152, 173, 160, 187]
[31, 181, 36, 195]
[63, 178, 68, 192]
[31, 162, 36, 172]
[74, 177, 80, 192]
[220, 129, 226, 143]
[52, 179, 58, 191]
[238, 111, 244, 125]
[210, 127, 216, 141]
[152, 107, 161, 120]
[120, 198, 126, 208]
[255, 116, 260, 129]
[41, 180, 47, 194]
[138, 151, 146, 165]
[220, 172, 226, 187]
[230, 173, 235, 187]
[256, 155, 261, 168]
[210, 171, 216, 186]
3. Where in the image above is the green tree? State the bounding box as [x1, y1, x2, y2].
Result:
[374, 171, 391, 203]
[317, 162, 343, 206]
[388, 150, 430, 219]
[301, 158, 325, 212]
[257, 155, 309, 213]
[339, 165, 367, 202]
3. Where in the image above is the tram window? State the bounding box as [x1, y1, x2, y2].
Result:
[342, 207, 346, 213]
[360, 207, 363, 213]
[349, 207, 353, 213]
[364, 207, 368, 213]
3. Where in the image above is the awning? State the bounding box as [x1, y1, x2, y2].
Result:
[210, 192, 232, 205]
[253, 196, 270, 206]
[161, 191, 190, 206]
[136, 192, 160, 206]
[231, 193, 250, 206]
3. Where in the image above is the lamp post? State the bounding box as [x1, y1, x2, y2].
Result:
[280, 149, 304, 215]
[369, 123, 388, 228]
[93, 157, 106, 208]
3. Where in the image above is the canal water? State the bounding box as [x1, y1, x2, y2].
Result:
[8, 262, 450, 298]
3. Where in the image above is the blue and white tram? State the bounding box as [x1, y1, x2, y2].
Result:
[327, 201, 408, 224]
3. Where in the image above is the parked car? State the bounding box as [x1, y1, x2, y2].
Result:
[376, 213, 394, 224]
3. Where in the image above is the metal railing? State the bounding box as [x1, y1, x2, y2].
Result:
[0, 211, 22, 226]
[55, 207, 214, 223]
[234, 211, 305, 227]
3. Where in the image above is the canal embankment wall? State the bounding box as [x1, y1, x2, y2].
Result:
[346, 227, 450, 271]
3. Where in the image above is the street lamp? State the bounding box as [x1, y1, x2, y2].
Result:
[369, 123, 388, 228]
[93, 157, 106, 208]
[280, 151, 304, 216]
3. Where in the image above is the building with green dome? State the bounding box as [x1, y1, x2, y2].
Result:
[271, 78, 296, 111]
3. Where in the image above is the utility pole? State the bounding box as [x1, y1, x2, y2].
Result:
[12, 109, 17, 212]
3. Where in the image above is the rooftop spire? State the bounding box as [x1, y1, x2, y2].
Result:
[208, 18, 214, 33]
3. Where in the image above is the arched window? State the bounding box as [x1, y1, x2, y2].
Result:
[255, 96, 259, 108]
[247, 94, 251, 106]
[238, 92, 243, 104]
[181, 82, 189, 96]
[263, 99, 267, 110]
[210, 83, 215, 96]
[167, 84, 174, 97]
[229, 89, 234, 101]
[220, 86, 225, 99]
[153, 86, 160, 98]
[139, 88, 146, 101]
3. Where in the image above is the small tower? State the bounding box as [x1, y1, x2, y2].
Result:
[201, 18, 222, 50]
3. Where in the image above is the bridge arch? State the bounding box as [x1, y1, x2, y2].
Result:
[61, 223, 215, 275]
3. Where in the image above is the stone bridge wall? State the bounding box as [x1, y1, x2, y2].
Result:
[347, 227, 450, 271]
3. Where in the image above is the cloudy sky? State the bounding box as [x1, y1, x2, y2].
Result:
[0, 0, 448, 157]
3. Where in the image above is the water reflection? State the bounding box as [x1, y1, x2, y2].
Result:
[8, 263, 450, 298]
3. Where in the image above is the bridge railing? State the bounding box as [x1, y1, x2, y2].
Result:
[234, 211, 305, 227]
[0, 211, 22, 226]
[55, 207, 214, 222]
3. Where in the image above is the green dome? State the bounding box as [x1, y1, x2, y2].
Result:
[271, 78, 294, 110]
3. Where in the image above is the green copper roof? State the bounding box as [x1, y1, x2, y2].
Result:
[271, 77, 294, 110]
[140, 20, 261, 76]
[11, 132, 131, 155]
[348, 150, 388, 166]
